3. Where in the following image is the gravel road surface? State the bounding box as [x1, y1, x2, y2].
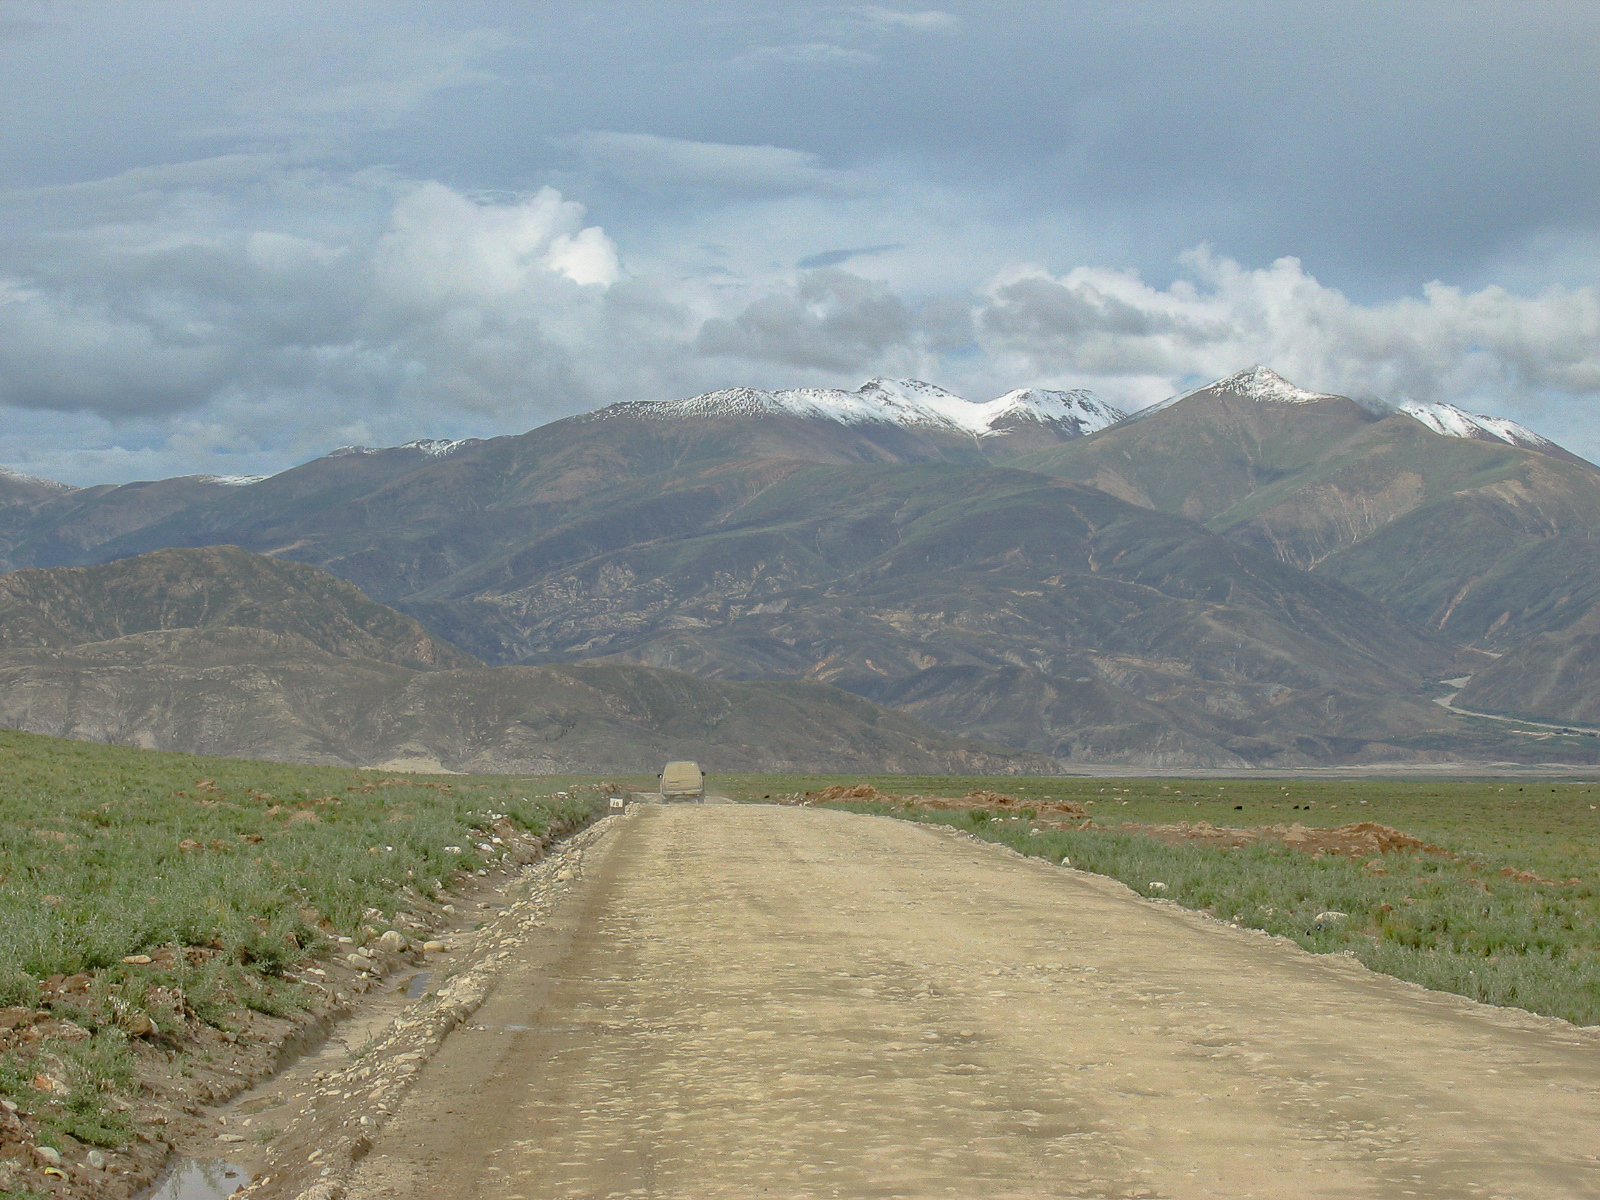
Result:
[338, 803, 1600, 1199]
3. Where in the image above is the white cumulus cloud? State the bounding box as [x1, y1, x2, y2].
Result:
[976, 249, 1600, 412]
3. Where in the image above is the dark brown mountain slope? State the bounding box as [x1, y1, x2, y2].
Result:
[1018, 369, 1600, 719]
[0, 548, 1044, 775]
[394, 461, 1470, 767]
[0, 545, 477, 670]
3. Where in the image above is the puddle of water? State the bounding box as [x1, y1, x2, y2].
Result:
[136, 1157, 251, 1200]
[406, 971, 432, 998]
[233, 1095, 286, 1116]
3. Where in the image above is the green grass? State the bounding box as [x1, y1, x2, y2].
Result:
[0, 727, 605, 1151]
[722, 772, 1600, 1026]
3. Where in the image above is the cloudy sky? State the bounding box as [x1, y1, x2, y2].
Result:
[2, 0, 1598, 482]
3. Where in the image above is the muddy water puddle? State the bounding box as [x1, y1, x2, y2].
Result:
[152, 854, 583, 1191]
[173, 967, 434, 1177]
[136, 1157, 250, 1200]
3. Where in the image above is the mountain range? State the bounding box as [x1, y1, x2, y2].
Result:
[0, 546, 1045, 774]
[2, 369, 1597, 769]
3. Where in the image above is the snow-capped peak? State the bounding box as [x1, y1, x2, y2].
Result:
[1136, 366, 1346, 418]
[987, 388, 1129, 434]
[597, 378, 1126, 439]
[1135, 365, 1579, 460]
[1397, 399, 1555, 451]
[1191, 366, 1344, 405]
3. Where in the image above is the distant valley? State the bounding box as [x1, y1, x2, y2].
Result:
[3, 370, 1598, 770]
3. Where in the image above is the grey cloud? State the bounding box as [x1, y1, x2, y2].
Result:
[850, 7, 961, 34]
[570, 132, 864, 197]
[0, 282, 235, 415]
[797, 243, 903, 269]
[915, 295, 976, 354]
[196, 24, 515, 142]
[729, 42, 878, 68]
[978, 274, 1225, 373]
[985, 275, 1194, 340]
[696, 270, 912, 372]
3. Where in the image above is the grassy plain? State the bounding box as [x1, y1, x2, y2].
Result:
[0, 728, 600, 1160]
[722, 772, 1600, 1026]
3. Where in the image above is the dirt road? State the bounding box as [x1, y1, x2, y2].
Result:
[334, 803, 1600, 1199]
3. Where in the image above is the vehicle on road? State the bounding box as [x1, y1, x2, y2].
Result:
[659, 760, 706, 802]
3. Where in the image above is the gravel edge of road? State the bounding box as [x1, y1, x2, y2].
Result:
[233, 814, 621, 1200]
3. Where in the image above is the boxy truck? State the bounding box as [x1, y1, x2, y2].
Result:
[659, 760, 706, 802]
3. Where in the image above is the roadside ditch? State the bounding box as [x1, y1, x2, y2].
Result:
[0, 801, 611, 1200]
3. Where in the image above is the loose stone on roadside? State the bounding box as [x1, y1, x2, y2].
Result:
[235, 816, 619, 1200]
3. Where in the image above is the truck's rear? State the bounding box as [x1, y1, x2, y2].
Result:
[659, 760, 705, 801]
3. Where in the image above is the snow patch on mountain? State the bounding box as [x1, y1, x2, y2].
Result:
[601, 377, 1126, 439]
[403, 438, 475, 457]
[986, 387, 1129, 433]
[0, 464, 74, 491]
[195, 474, 268, 487]
[1397, 400, 1555, 451]
[329, 438, 475, 460]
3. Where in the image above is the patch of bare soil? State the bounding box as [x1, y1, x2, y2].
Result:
[803, 785, 1091, 819]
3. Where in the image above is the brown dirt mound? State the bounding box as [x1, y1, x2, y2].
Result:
[804, 784, 1089, 819]
[809, 784, 899, 802]
[1284, 821, 1447, 857]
